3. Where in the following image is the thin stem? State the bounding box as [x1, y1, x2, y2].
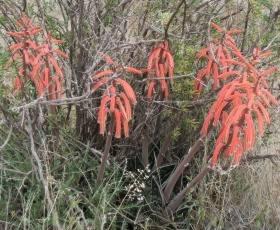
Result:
[241, 0, 251, 52]
[165, 165, 211, 215]
[163, 138, 204, 202]
[22, 0, 27, 12]
[96, 120, 114, 185]
[164, 0, 185, 39]
[141, 129, 150, 167]
[181, 0, 187, 37]
[154, 132, 172, 169]
[26, 109, 62, 229]
[0, 125, 13, 150]
[153, 114, 182, 170]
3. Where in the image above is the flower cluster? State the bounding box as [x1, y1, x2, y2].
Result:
[7, 14, 67, 100]
[146, 40, 174, 100]
[92, 40, 175, 139]
[197, 23, 278, 166]
[124, 167, 150, 202]
[92, 54, 142, 138]
[194, 22, 243, 92]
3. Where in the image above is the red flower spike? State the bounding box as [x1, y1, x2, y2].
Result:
[109, 86, 116, 113]
[116, 97, 128, 121]
[119, 92, 132, 121]
[115, 78, 137, 105]
[224, 125, 241, 157]
[98, 52, 117, 65]
[122, 115, 129, 138]
[210, 22, 223, 33]
[253, 106, 265, 136]
[146, 40, 174, 99]
[98, 95, 110, 135]
[92, 70, 114, 81]
[244, 113, 255, 151]
[7, 15, 66, 102]
[92, 53, 140, 138]
[196, 22, 278, 166]
[123, 67, 143, 75]
[147, 80, 156, 100]
[114, 109, 122, 138]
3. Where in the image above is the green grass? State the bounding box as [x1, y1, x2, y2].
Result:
[0, 123, 151, 229]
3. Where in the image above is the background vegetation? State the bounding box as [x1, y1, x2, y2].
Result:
[0, 0, 279, 229]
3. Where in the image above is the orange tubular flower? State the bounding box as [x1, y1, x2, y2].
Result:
[197, 22, 278, 166]
[202, 78, 277, 166]
[7, 14, 67, 100]
[194, 22, 243, 93]
[146, 40, 174, 100]
[92, 54, 141, 138]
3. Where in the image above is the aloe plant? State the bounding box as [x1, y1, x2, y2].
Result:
[146, 40, 174, 100]
[7, 14, 67, 101]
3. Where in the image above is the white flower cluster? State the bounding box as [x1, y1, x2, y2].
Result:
[124, 165, 150, 202]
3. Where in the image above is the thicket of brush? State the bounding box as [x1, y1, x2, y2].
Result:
[0, 0, 279, 229]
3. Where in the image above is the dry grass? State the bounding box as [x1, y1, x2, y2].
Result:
[192, 112, 280, 229]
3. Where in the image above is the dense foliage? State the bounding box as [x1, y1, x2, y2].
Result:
[0, 0, 279, 229]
